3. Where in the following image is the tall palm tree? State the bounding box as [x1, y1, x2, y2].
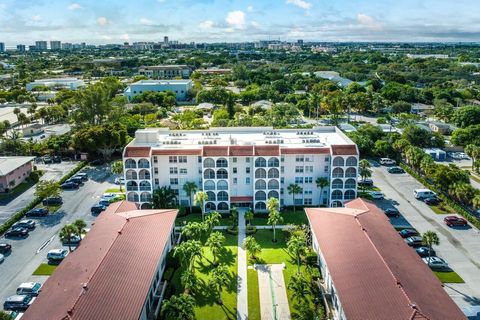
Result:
[245, 209, 254, 227]
[315, 177, 329, 206]
[206, 231, 225, 265]
[194, 191, 208, 221]
[181, 222, 206, 240]
[151, 186, 177, 209]
[230, 206, 238, 229]
[288, 273, 311, 303]
[242, 236, 261, 260]
[161, 294, 196, 320]
[59, 224, 78, 252]
[268, 203, 283, 243]
[209, 265, 230, 304]
[73, 219, 87, 239]
[111, 160, 124, 192]
[465, 144, 480, 173]
[205, 211, 221, 234]
[183, 181, 198, 214]
[174, 240, 202, 274]
[287, 234, 307, 272]
[180, 270, 197, 294]
[287, 184, 302, 213]
[422, 230, 440, 260]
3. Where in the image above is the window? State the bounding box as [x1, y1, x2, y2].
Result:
[246, 157, 250, 163]
[198, 156, 202, 163]
[305, 156, 313, 162]
[246, 177, 251, 184]
[246, 167, 251, 174]
[169, 167, 178, 174]
[233, 157, 237, 163]
[304, 198, 313, 205]
[233, 178, 238, 184]
[324, 166, 329, 173]
[295, 177, 303, 184]
[305, 166, 314, 173]
[295, 166, 304, 173]
[325, 157, 330, 162]
[170, 178, 178, 185]
[154, 168, 159, 174]
[281, 156, 285, 162]
[153, 156, 158, 163]
[305, 177, 313, 184]
[281, 166, 284, 173]
[180, 168, 187, 174]
[233, 167, 237, 174]
[179, 156, 187, 163]
[169, 156, 177, 163]
[295, 198, 303, 205]
[304, 189, 313, 195]
[154, 178, 159, 185]
[280, 177, 284, 184]
[295, 155, 304, 162]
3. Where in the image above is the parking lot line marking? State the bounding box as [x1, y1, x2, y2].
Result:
[37, 235, 55, 254]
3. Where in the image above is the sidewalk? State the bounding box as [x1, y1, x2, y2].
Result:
[256, 264, 291, 320]
[237, 209, 248, 320]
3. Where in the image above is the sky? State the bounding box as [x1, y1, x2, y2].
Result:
[1, 0, 480, 45]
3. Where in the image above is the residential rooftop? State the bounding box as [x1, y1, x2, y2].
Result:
[0, 156, 34, 176]
[130, 79, 192, 86]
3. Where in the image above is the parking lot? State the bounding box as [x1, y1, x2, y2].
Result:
[370, 164, 480, 312]
[0, 164, 118, 308]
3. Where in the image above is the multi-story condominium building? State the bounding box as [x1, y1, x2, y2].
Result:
[16, 44, 26, 52]
[61, 42, 73, 50]
[122, 127, 359, 211]
[50, 40, 61, 50]
[0, 42, 5, 52]
[26, 78, 85, 91]
[138, 65, 191, 79]
[35, 41, 47, 50]
[124, 79, 192, 101]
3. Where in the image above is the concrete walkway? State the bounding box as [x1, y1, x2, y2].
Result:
[237, 209, 248, 320]
[256, 264, 290, 320]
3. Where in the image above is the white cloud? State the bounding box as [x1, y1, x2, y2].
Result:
[247, 6, 254, 12]
[357, 14, 383, 30]
[121, 33, 130, 40]
[96, 17, 110, 26]
[31, 15, 42, 21]
[68, 3, 82, 10]
[286, 0, 311, 10]
[225, 10, 245, 29]
[251, 21, 260, 28]
[140, 17, 154, 25]
[288, 27, 305, 37]
[199, 20, 215, 29]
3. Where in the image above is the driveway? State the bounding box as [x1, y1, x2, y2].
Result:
[371, 165, 480, 311]
[0, 162, 77, 224]
[0, 164, 117, 307]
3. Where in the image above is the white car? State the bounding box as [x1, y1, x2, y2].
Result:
[369, 191, 384, 200]
[380, 158, 396, 166]
[414, 189, 436, 200]
[114, 177, 125, 185]
[0, 253, 4, 263]
[47, 249, 68, 261]
[422, 257, 448, 270]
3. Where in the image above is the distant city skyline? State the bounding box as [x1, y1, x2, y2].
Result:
[1, 0, 480, 45]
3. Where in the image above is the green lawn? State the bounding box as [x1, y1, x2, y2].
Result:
[32, 263, 57, 276]
[0, 181, 35, 201]
[434, 271, 465, 283]
[247, 269, 261, 320]
[246, 229, 319, 317]
[429, 203, 455, 215]
[104, 187, 122, 193]
[169, 232, 238, 320]
[175, 213, 232, 227]
[249, 210, 308, 226]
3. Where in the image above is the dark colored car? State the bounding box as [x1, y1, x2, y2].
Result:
[424, 197, 440, 205]
[90, 159, 104, 166]
[416, 246, 436, 258]
[66, 177, 83, 185]
[405, 236, 423, 247]
[5, 227, 29, 238]
[74, 173, 88, 181]
[444, 216, 468, 227]
[358, 179, 374, 187]
[42, 155, 53, 164]
[384, 208, 400, 218]
[52, 155, 62, 163]
[3, 295, 35, 311]
[25, 208, 48, 217]
[387, 166, 405, 174]
[13, 220, 36, 230]
[61, 182, 79, 190]
[42, 196, 63, 206]
[91, 204, 107, 215]
[0, 243, 12, 254]
[398, 229, 419, 238]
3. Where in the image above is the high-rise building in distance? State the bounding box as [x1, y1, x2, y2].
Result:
[0, 42, 5, 52]
[17, 44, 26, 52]
[35, 41, 47, 50]
[164, 36, 169, 45]
[50, 41, 61, 50]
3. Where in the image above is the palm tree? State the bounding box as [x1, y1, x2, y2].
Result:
[206, 231, 225, 265]
[243, 236, 261, 260]
[174, 240, 202, 274]
[180, 270, 197, 294]
[161, 294, 196, 320]
[59, 224, 78, 252]
[183, 181, 198, 214]
[287, 184, 302, 213]
[73, 219, 87, 239]
[245, 209, 254, 227]
[111, 160, 124, 192]
[287, 235, 307, 272]
[315, 177, 329, 206]
[473, 194, 480, 210]
[205, 211, 221, 234]
[209, 265, 230, 304]
[288, 272, 311, 303]
[151, 186, 177, 209]
[422, 230, 440, 260]
[181, 222, 206, 240]
[465, 144, 480, 173]
[194, 191, 209, 221]
[230, 206, 238, 229]
[268, 206, 283, 243]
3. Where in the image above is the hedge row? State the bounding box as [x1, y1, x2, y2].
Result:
[0, 161, 87, 236]
[399, 163, 480, 230]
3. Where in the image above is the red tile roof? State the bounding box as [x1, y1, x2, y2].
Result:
[123, 146, 151, 158]
[330, 144, 358, 155]
[230, 196, 254, 202]
[305, 199, 465, 320]
[22, 201, 178, 320]
[254, 145, 279, 156]
[203, 146, 229, 157]
[229, 145, 254, 156]
[152, 148, 202, 155]
[280, 147, 330, 154]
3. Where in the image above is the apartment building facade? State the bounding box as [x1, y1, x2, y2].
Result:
[138, 65, 191, 79]
[124, 79, 192, 101]
[122, 127, 358, 212]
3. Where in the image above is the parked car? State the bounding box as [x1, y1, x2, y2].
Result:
[380, 158, 396, 166]
[42, 196, 63, 206]
[416, 247, 436, 258]
[358, 179, 374, 187]
[0, 253, 4, 263]
[98, 199, 111, 207]
[369, 191, 384, 200]
[42, 155, 53, 164]
[16, 282, 42, 297]
[0, 243, 12, 254]
[405, 236, 423, 247]
[47, 249, 68, 262]
[66, 177, 84, 185]
[444, 216, 468, 227]
[25, 208, 48, 217]
[399, 229, 419, 238]
[5, 227, 29, 238]
[13, 220, 36, 230]
[387, 166, 405, 174]
[52, 155, 62, 163]
[414, 189, 436, 200]
[90, 159, 104, 166]
[3, 295, 35, 311]
[62, 235, 81, 246]
[424, 197, 440, 205]
[384, 208, 400, 218]
[74, 172, 88, 181]
[422, 257, 449, 270]
[61, 182, 79, 190]
[114, 177, 125, 185]
[91, 204, 107, 215]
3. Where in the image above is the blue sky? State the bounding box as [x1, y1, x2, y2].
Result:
[1, 0, 480, 45]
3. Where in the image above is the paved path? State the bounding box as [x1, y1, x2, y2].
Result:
[237, 209, 248, 320]
[256, 264, 290, 320]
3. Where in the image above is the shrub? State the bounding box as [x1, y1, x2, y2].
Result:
[163, 268, 174, 281]
[245, 226, 257, 235]
[165, 250, 180, 269]
[309, 267, 321, 280]
[305, 251, 318, 266]
[226, 226, 238, 235]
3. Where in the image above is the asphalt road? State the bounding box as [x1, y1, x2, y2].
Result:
[0, 164, 118, 308]
[0, 162, 77, 224]
[370, 164, 480, 312]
